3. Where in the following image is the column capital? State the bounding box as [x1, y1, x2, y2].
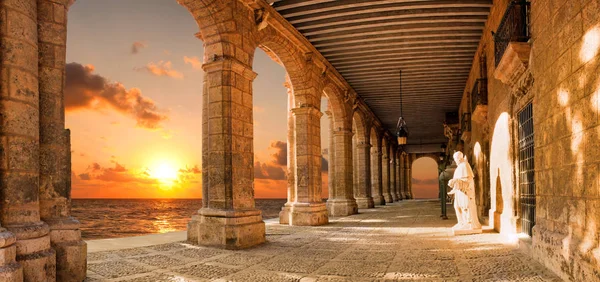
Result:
[333, 128, 353, 136]
[291, 106, 321, 117]
[202, 56, 258, 81]
[357, 143, 372, 149]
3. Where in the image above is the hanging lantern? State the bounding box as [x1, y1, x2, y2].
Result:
[396, 117, 408, 145]
[396, 70, 409, 145]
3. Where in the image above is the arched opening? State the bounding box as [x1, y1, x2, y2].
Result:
[411, 157, 439, 199]
[251, 48, 290, 216]
[66, 0, 204, 239]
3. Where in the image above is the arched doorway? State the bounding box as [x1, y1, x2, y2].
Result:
[411, 157, 440, 199]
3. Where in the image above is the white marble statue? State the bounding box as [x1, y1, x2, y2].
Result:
[447, 151, 482, 234]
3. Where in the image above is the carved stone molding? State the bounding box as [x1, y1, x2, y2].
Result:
[512, 70, 534, 98]
[493, 42, 533, 98]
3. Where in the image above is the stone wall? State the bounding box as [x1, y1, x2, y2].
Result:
[529, 0, 600, 280]
[459, 0, 600, 280]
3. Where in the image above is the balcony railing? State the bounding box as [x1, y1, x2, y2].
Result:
[471, 78, 488, 112]
[461, 112, 471, 133]
[494, 0, 530, 67]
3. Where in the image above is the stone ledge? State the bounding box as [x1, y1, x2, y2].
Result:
[493, 42, 531, 86]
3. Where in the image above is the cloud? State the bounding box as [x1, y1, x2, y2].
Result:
[79, 162, 157, 184]
[164, 50, 172, 55]
[131, 41, 146, 54]
[65, 62, 169, 129]
[183, 56, 202, 70]
[176, 165, 201, 184]
[412, 178, 438, 186]
[254, 161, 286, 180]
[269, 141, 287, 166]
[135, 61, 183, 79]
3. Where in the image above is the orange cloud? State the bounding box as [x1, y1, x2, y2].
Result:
[131, 41, 146, 54]
[65, 62, 169, 129]
[135, 61, 184, 79]
[183, 56, 202, 70]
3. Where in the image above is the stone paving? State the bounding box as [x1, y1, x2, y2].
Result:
[85, 200, 562, 281]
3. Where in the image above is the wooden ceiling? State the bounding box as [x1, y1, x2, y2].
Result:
[269, 0, 492, 148]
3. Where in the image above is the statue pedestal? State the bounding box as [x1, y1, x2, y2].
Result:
[451, 225, 482, 236]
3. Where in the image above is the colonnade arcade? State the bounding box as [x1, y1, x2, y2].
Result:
[0, 0, 417, 280]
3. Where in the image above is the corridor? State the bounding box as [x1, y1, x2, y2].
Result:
[85, 201, 560, 281]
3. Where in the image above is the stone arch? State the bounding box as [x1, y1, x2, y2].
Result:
[411, 153, 443, 166]
[411, 157, 440, 199]
[352, 110, 369, 144]
[322, 83, 352, 131]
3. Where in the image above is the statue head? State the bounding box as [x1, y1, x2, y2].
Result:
[453, 151, 465, 164]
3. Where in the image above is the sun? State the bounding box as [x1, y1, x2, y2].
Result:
[149, 161, 178, 182]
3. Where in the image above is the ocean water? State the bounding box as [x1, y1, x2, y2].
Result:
[72, 199, 287, 240]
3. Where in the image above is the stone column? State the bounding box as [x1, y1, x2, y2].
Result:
[0, 1, 25, 279]
[370, 146, 385, 205]
[37, 0, 87, 280]
[0, 0, 57, 280]
[355, 143, 374, 208]
[325, 109, 334, 202]
[382, 148, 393, 203]
[395, 153, 402, 201]
[390, 153, 398, 202]
[280, 105, 328, 225]
[399, 154, 406, 199]
[407, 154, 414, 199]
[326, 128, 358, 216]
[188, 58, 265, 249]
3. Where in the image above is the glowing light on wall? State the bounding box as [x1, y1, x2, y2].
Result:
[490, 113, 515, 234]
[558, 88, 570, 107]
[580, 25, 600, 63]
[474, 142, 482, 161]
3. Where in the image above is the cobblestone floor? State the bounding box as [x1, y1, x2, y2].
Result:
[85, 200, 562, 281]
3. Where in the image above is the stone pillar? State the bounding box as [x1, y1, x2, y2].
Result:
[327, 128, 358, 216]
[395, 153, 402, 201]
[0, 0, 57, 280]
[407, 154, 414, 199]
[398, 154, 406, 199]
[354, 143, 374, 209]
[188, 58, 265, 249]
[370, 145, 385, 205]
[403, 154, 410, 199]
[390, 153, 398, 202]
[325, 109, 334, 202]
[38, 0, 87, 280]
[280, 105, 328, 225]
[382, 148, 393, 203]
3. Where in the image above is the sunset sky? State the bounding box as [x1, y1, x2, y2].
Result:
[66, 0, 439, 199]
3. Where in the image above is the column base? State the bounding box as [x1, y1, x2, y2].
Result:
[326, 199, 358, 217]
[7, 222, 56, 281]
[395, 193, 402, 201]
[391, 193, 398, 202]
[383, 194, 393, 203]
[279, 202, 328, 226]
[355, 197, 375, 209]
[46, 217, 87, 282]
[0, 262, 23, 282]
[0, 229, 22, 282]
[187, 208, 265, 250]
[372, 195, 386, 206]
